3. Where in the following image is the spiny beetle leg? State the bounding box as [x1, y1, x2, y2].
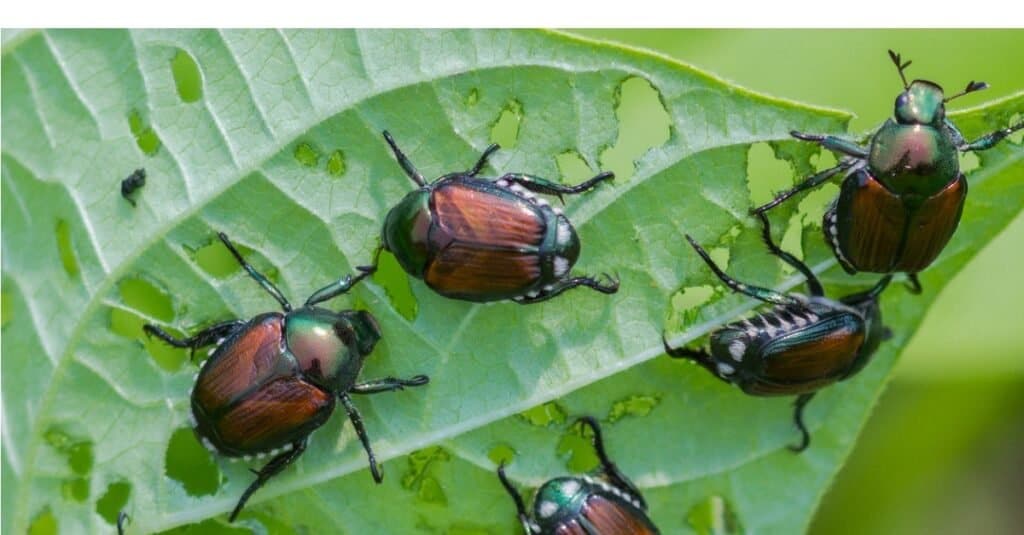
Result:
[350, 374, 430, 394]
[789, 392, 817, 453]
[514, 273, 619, 304]
[229, 440, 307, 522]
[339, 394, 383, 483]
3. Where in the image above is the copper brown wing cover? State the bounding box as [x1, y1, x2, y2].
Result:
[894, 175, 967, 272]
[836, 172, 907, 272]
[193, 314, 287, 413]
[214, 376, 333, 452]
[424, 182, 545, 298]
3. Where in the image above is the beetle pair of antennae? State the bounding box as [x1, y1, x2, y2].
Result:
[889, 49, 988, 102]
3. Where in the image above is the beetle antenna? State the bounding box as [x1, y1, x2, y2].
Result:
[217, 233, 292, 312]
[944, 80, 989, 103]
[497, 463, 535, 533]
[382, 131, 427, 186]
[888, 49, 912, 89]
[756, 212, 824, 297]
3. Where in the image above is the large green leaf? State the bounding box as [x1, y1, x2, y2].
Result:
[2, 29, 1020, 534]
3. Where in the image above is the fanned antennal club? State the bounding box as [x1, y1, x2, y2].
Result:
[945, 80, 990, 103]
[888, 49, 912, 89]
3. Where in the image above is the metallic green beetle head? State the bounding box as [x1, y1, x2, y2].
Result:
[894, 80, 945, 125]
[285, 308, 382, 390]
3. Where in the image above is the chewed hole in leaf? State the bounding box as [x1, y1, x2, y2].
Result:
[489, 99, 523, 148]
[599, 76, 671, 181]
[606, 394, 661, 423]
[190, 239, 245, 279]
[326, 149, 347, 177]
[667, 285, 715, 334]
[517, 401, 567, 427]
[27, 507, 57, 535]
[373, 251, 418, 321]
[555, 421, 599, 473]
[128, 109, 161, 156]
[555, 149, 594, 185]
[401, 446, 450, 505]
[796, 184, 839, 229]
[165, 428, 221, 497]
[959, 151, 980, 174]
[96, 480, 132, 526]
[687, 495, 742, 535]
[487, 443, 517, 466]
[746, 142, 793, 208]
[62, 477, 89, 502]
[110, 308, 186, 371]
[120, 277, 174, 322]
[1008, 113, 1023, 144]
[170, 49, 203, 103]
[294, 141, 321, 168]
[465, 87, 480, 106]
[2, 288, 15, 329]
[43, 426, 93, 502]
[55, 219, 79, 278]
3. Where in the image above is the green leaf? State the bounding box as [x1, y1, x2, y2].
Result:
[2, 29, 1021, 534]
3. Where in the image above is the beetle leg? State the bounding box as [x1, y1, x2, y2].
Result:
[904, 273, 922, 295]
[499, 171, 614, 203]
[338, 394, 383, 483]
[513, 273, 619, 304]
[303, 264, 377, 307]
[791, 131, 870, 159]
[957, 120, 1024, 152]
[117, 511, 129, 535]
[229, 440, 307, 522]
[577, 416, 647, 510]
[686, 235, 801, 307]
[382, 131, 427, 186]
[497, 463, 538, 534]
[789, 392, 817, 453]
[143, 320, 245, 361]
[662, 335, 723, 379]
[466, 143, 501, 176]
[755, 211, 824, 297]
[350, 374, 429, 394]
[751, 160, 855, 214]
[217, 232, 293, 312]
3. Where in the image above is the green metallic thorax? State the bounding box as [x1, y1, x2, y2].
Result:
[284, 308, 380, 392]
[382, 189, 433, 277]
[868, 119, 959, 197]
[533, 477, 590, 530]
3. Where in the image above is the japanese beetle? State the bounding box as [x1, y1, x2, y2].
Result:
[120, 168, 146, 207]
[498, 416, 658, 534]
[753, 50, 1023, 290]
[144, 233, 429, 521]
[379, 131, 619, 304]
[664, 214, 892, 451]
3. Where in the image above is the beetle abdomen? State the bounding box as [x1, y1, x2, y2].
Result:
[192, 313, 287, 414]
[206, 376, 334, 455]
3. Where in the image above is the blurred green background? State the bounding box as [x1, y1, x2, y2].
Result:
[569, 30, 1024, 534]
